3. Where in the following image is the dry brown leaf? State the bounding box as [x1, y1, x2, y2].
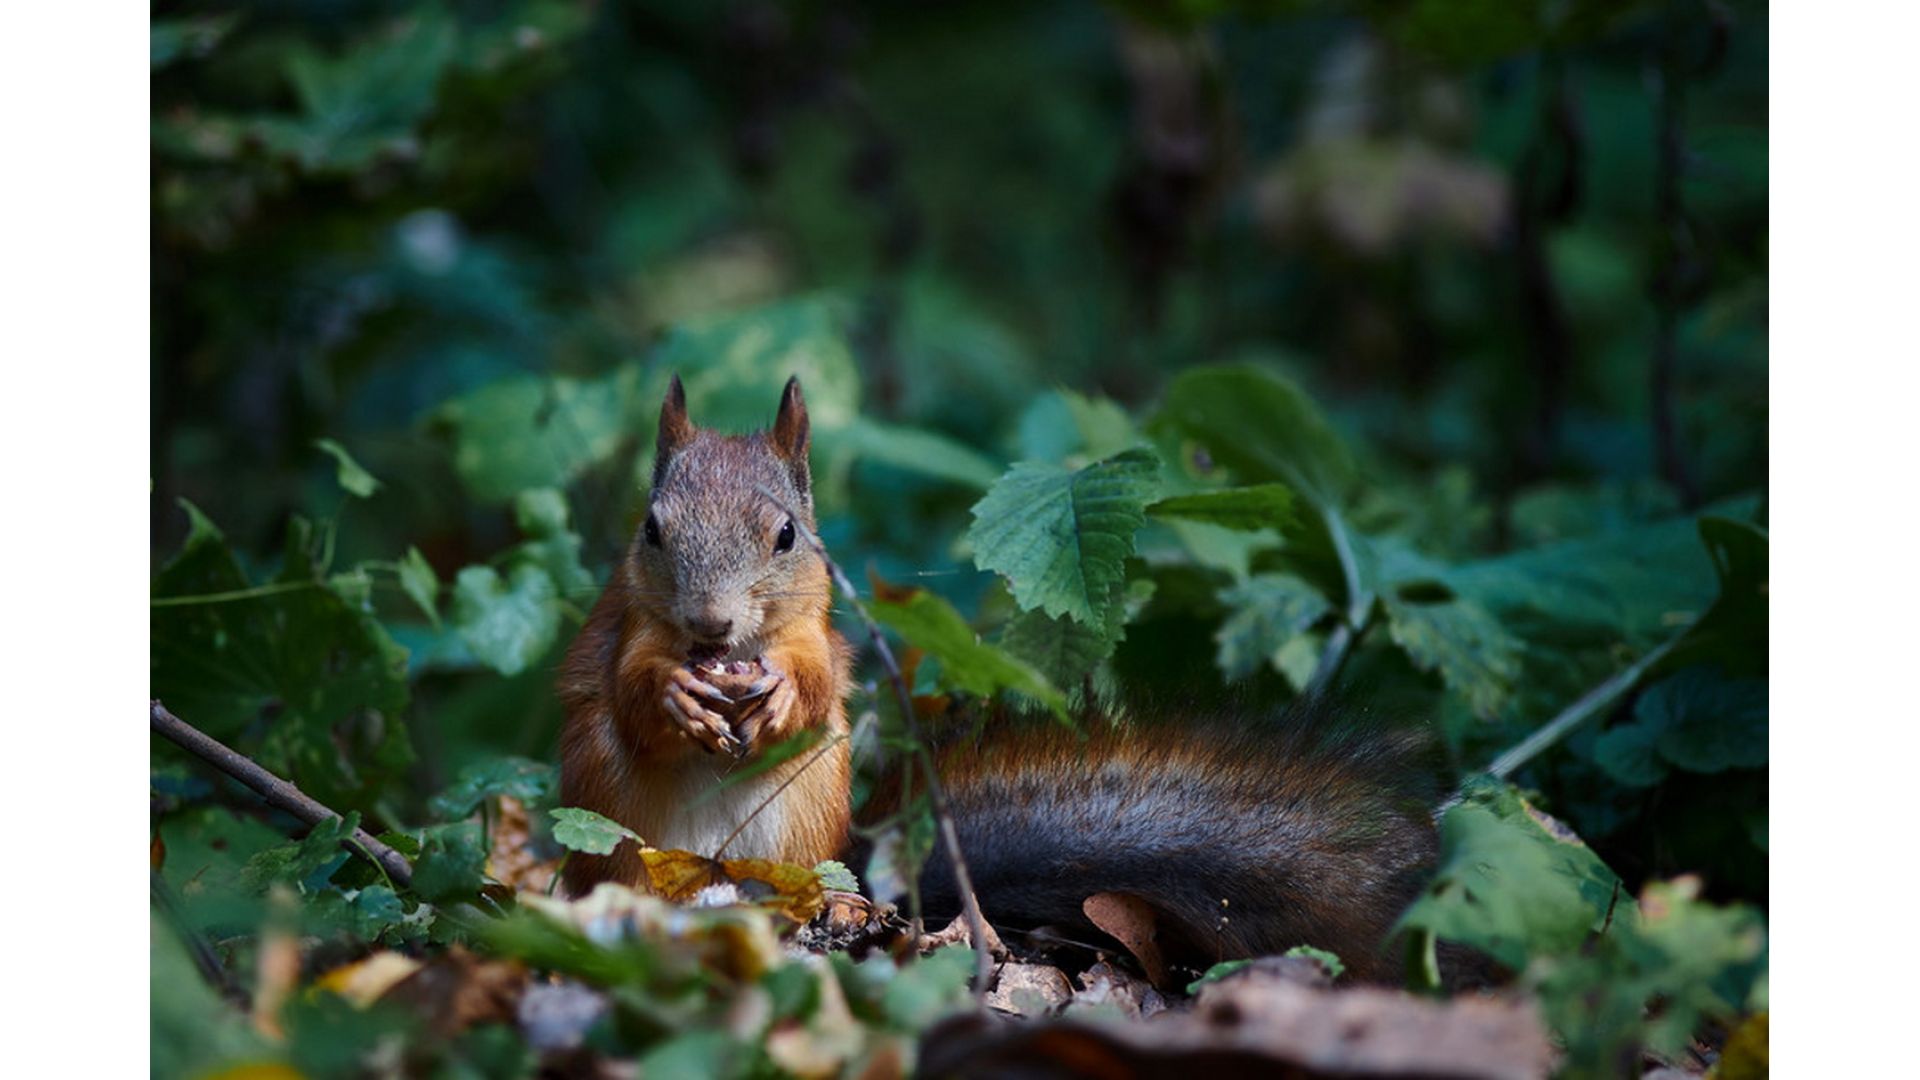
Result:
[314, 951, 423, 1008]
[1082, 891, 1170, 989]
[487, 794, 559, 894]
[984, 963, 1074, 1017]
[250, 925, 299, 1040]
[640, 848, 826, 924]
[382, 946, 528, 1035]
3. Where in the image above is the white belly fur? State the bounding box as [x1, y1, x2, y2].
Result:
[646, 764, 792, 861]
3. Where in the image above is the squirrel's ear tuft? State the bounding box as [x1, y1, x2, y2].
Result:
[771, 376, 811, 493]
[654, 374, 694, 482]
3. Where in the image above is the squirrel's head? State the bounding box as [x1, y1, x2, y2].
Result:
[630, 374, 826, 656]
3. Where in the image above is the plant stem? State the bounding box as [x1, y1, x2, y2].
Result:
[150, 581, 320, 607]
[1483, 630, 1686, 782]
[1306, 509, 1373, 696]
[150, 700, 415, 888]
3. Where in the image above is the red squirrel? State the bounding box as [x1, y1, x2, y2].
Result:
[558, 376, 1439, 980]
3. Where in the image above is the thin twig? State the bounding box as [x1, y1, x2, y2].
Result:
[755, 486, 995, 998]
[712, 730, 850, 861]
[150, 700, 415, 888]
[1483, 629, 1687, 782]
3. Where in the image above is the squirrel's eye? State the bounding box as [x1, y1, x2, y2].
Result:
[774, 519, 796, 555]
[643, 513, 662, 548]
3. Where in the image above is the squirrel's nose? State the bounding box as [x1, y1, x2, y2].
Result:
[687, 615, 733, 641]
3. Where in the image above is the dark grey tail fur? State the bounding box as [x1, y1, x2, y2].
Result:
[911, 699, 1442, 981]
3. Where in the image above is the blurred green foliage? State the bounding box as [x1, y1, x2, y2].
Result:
[152, 0, 1766, 1075]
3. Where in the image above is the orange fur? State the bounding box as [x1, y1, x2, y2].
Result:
[558, 551, 852, 896]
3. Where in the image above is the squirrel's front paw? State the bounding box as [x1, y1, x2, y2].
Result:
[664, 667, 741, 756]
[733, 661, 795, 749]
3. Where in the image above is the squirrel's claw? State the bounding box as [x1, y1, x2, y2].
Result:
[734, 665, 795, 749]
[663, 683, 737, 755]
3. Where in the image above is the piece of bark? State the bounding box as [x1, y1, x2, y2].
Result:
[923, 976, 1553, 1079]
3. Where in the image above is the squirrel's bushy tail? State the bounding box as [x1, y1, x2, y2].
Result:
[909, 699, 1442, 981]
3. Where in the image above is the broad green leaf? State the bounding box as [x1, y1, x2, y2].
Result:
[413, 824, 487, 902]
[968, 447, 1161, 626]
[1148, 484, 1297, 533]
[1671, 516, 1768, 674]
[1397, 776, 1621, 970]
[397, 546, 440, 628]
[1214, 573, 1332, 681]
[431, 757, 556, 820]
[836, 416, 1003, 489]
[998, 579, 1153, 690]
[869, 590, 1068, 718]
[1532, 878, 1765, 1075]
[1154, 364, 1357, 508]
[1382, 593, 1523, 719]
[151, 503, 411, 814]
[1591, 719, 1669, 788]
[451, 565, 560, 677]
[435, 366, 644, 503]
[314, 438, 382, 497]
[1642, 667, 1767, 773]
[550, 807, 644, 856]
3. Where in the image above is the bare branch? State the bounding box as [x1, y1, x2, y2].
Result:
[150, 700, 415, 888]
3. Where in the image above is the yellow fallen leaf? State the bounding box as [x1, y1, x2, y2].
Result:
[314, 951, 423, 1008]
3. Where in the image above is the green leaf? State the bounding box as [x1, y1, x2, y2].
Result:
[151, 504, 411, 814]
[812, 860, 860, 892]
[1283, 945, 1346, 979]
[836, 416, 1003, 489]
[397, 546, 440, 628]
[413, 824, 487, 902]
[1147, 483, 1297, 533]
[550, 807, 644, 856]
[451, 564, 560, 677]
[1186, 959, 1253, 994]
[882, 946, 976, 1028]
[869, 590, 1068, 718]
[1396, 776, 1621, 970]
[1381, 593, 1523, 719]
[431, 757, 556, 820]
[1642, 667, 1767, 773]
[1214, 573, 1332, 681]
[508, 489, 594, 598]
[968, 447, 1161, 625]
[513, 488, 572, 537]
[1532, 878, 1765, 1074]
[314, 438, 382, 498]
[435, 366, 644, 503]
[1154, 364, 1357, 508]
[1060, 389, 1144, 460]
[997, 579, 1148, 691]
[1591, 720, 1670, 788]
[151, 914, 272, 1080]
[243, 813, 360, 892]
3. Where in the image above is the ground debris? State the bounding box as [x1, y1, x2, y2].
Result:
[922, 970, 1553, 1079]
